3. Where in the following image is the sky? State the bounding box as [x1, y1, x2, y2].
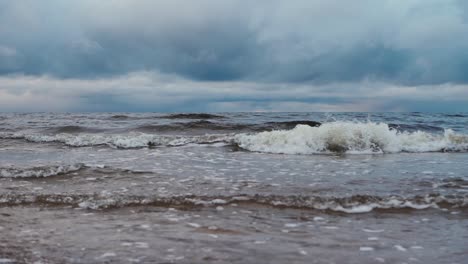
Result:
[1, 0, 468, 112]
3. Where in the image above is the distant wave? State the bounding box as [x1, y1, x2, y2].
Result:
[444, 114, 467, 118]
[0, 192, 465, 213]
[234, 121, 468, 154]
[108, 113, 226, 120]
[109, 114, 133, 120]
[161, 113, 226, 119]
[3, 120, 445, 137]
[11, 122, 237, 134]
[260, 120, 321, 130]
[41, 125, 104, 134]
[134, 120, 321, 132]
[134, 121, 250, 132]
[33, 120, 321, 134]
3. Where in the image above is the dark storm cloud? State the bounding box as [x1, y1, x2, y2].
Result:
[0, 0, 261, 79]
[1, 0, 468, 85]
[1, 1, 468, 112]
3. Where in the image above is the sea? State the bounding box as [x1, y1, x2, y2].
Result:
[0, 112, 467, 263]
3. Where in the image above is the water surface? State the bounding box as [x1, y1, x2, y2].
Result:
[1, 112, 467, 263]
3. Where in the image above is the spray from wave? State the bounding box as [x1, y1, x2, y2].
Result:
[234, 121, 468, 154]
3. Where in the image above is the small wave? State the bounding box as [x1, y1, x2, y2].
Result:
[234, 121, 468, 154]
[110, 114, 131, 119]
[161, 113, 225, 119]
[0, 164, 85, 178]
[0, 193, 465, 212]
[0, 132, 232, 148]
[0, 132, 24, 139]
[41, 125, 103, 134]
[32, 120, 322, 135]
[135, 121, 250, 132]
[108, 114, 153, 120]
[437, 178, 468, 189]
[135, 120, 321, 133]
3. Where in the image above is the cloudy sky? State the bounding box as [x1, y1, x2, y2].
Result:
[1, 0, 468, 112]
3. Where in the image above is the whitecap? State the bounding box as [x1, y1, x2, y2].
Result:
[234, 121, 468, 154]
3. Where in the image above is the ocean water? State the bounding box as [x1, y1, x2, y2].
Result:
[0, 112, 467, 263]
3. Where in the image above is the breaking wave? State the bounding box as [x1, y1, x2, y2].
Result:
[2, 121, 468, 153]
[0, 193, 466, 213]
[234, 121, 468, 154]
[0, 164, 85, 178]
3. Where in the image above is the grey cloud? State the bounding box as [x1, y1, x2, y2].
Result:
[1, 0, 468, 85]
[1, 72, 467, 112]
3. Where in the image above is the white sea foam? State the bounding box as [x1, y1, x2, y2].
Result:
[394, 245, 407, 252]
[234, 121, 468, 154]
[330, 200, 435, 213]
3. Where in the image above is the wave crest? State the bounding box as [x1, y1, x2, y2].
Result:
[234, 121, 468, 154]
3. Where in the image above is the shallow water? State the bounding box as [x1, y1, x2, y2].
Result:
[1, 112, 468, 263]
